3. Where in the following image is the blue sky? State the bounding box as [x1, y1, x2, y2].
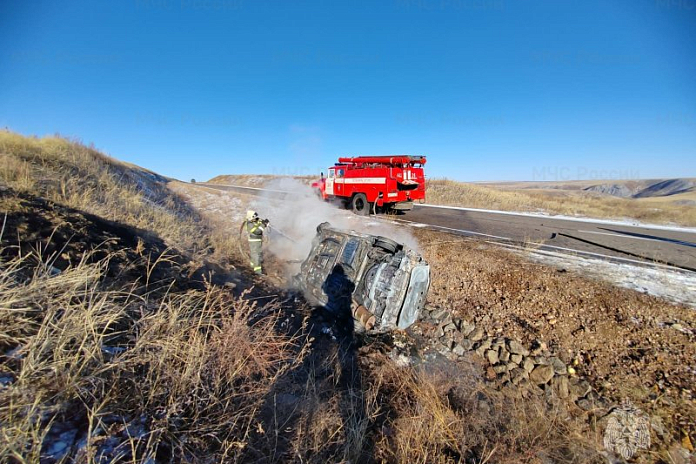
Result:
[1, 0, 694, 182]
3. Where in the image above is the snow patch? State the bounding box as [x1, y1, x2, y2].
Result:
[514, 247, 696, 309]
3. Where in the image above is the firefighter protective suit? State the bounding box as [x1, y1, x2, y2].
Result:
[245, 210, 266, 274]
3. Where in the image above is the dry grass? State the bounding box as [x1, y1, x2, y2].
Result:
[0, 131, 614, 462]
[361, 356, 602, 464]
[0, 246, 305, 463]
[0, 239, 604, 463]
[0, 131, 210, 253]
[426, 178, 696, 227]
[208, 174, 316, 187]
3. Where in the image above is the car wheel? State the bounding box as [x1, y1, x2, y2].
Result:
[351, 193, 369, 216]
[374, 236, 399, 253]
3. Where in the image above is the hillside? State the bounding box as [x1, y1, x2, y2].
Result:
[208, 173, 316, 187]
[426, 178, 696, 226]
[478, 178, 696, 196]
[1, 132, 694, 463]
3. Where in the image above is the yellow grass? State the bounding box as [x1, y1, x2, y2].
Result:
[0, 248, 303, 462]
[208, 174, 316, 186]
[426, 178, 696, 227]
[0, 131, 239, 259]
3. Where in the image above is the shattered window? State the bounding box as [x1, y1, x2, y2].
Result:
[341, 239, 359, 268]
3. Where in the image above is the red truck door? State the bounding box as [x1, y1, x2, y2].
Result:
[335, 167, 345, 196]
[325, 168, 335, 195]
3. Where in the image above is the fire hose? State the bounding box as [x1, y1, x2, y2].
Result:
[237, 220, 298, 263]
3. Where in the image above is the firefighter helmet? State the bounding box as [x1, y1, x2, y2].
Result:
[246, 210, 259, 221]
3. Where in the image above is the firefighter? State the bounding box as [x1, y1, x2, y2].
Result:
[245, 210, 268, 274]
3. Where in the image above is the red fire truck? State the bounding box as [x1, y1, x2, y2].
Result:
[312, 155, 427, 215]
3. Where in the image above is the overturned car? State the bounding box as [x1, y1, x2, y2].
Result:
[293, 222, 430, 332]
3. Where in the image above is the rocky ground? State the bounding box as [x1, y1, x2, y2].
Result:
[417, 229, 695, 460]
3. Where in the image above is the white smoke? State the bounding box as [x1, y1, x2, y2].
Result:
[249, 177, 421, 277]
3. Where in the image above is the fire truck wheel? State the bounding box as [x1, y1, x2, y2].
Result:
[351, 193, 370, 216]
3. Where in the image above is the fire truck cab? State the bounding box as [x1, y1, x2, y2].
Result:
[314, 155, 427, 215]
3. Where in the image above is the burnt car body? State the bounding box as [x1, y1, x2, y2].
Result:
[293, 222, 430, 331]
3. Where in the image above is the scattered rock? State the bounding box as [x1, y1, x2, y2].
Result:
[507, 339, 529, 356]
[436, 343, 451, 357]
[499, 348, 510, 363]
[440, 336, 454, 351]
[510, 368, 529, 385]
[553, 375, 570, 399]
[522, 358, 535, 372]
[493, 365, 507, 374]
[475, 339, 492, 356]
[101, 346, 127, 356]
[550, 357, 567, 375]
[569, 379, 592, 398]
[486, 350, 499, 365]
[485, 367, 497, 381]
[443, 322, 457, 333]
[458, 338, 473, 351]
[576, 398, 595, 411]
[460, 320, 476, 336]
[47, 440, 68, 456]
[452, 344, 466, 356]
[469, 327, 484, 341]
[529, 365, 555, 385]
[510, 354, 522, 365]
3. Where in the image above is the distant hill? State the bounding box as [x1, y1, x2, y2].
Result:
[630, 178, 696, 198]
[426, 178, 696, 226]
[582, 178, 695, 198]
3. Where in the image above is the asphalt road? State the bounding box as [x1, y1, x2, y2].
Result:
[200, 183, 696, 272]
[404, 205, 696, 271]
